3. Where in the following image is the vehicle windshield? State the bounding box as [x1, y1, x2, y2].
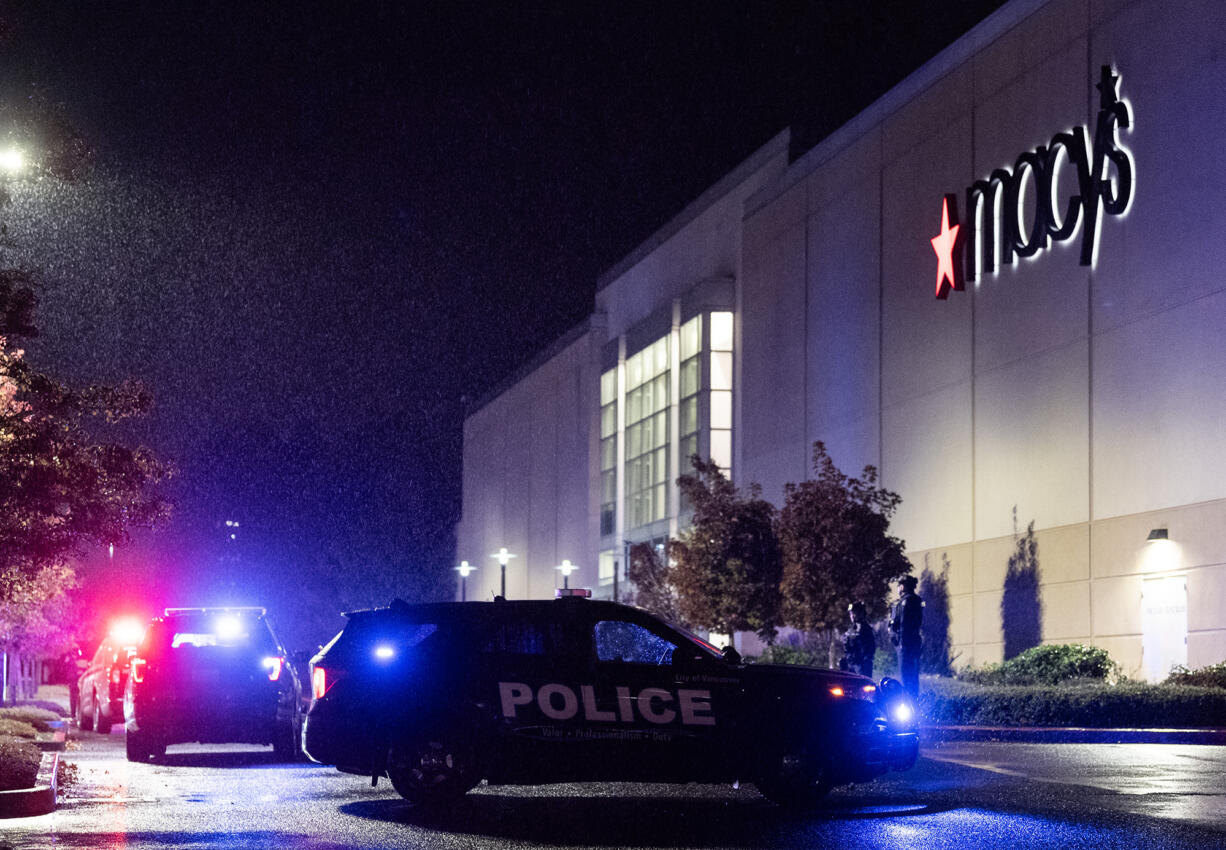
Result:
[664, 621, 724, 659]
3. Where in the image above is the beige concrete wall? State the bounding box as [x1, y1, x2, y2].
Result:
[740, 0, 1226, 676]
[457, 329, 601, 601]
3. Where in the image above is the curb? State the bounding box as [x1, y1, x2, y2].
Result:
[0, 750, 58, 818]
[925, 725, 1226, 744]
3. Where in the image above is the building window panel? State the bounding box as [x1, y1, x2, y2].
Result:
[710, 429, 732, 471]
[711, 390, 732, 430]
[710, 351, 733, 391]
[710, 311, 733, 351]
[680, 316, 701, 360]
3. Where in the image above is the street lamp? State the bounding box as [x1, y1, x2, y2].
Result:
[0, 148, 25, 175]
[556, 559, 579, 590]
[491, 547, 516, 598]
[455, 560, 475, 602]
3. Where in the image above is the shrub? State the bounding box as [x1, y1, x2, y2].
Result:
[0, 735, 43, 791]
[753, 644, 825, 667]
[0, 718, 39, 739]
[959, 644, 1118, 686]
[1165, 661, 1226, 690]
[0, 706, 63, 732]
[920, 677, 1226, 727]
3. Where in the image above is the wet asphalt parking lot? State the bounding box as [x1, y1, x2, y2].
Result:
[3, 727, 1224, 849]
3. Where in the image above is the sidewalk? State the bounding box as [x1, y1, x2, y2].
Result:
[925, 725, 1226, 744]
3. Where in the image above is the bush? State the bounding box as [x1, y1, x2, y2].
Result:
[920, 677, 1226, 727]
[0, 735, 43, 791]
[0, 718, 39, 739]
[1165, 661, 1226, 690]
[752, 644, 825, 667]
[0, 706, 63, 732]
[959, 644, 1118, 686]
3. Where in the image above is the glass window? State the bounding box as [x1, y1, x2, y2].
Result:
[601, 369, 616, 406]
[599, 551, 616, 586]
[710, 390, 732, 430]
[680, 316, 701, 360]
[710, 429, 732, 471]
[710, 351, 732, 391]
[710, 311, 733, 351]
[594, 619, 678, 665]
[624, 334, 670, 529]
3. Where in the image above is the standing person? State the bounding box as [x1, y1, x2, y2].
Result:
[841, 601, 876, 678]
[889, 575, 924, 700]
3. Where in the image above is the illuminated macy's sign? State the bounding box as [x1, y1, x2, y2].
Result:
[932, 65, 1134, 299]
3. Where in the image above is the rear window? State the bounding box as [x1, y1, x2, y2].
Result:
[148, 612, 277, 655]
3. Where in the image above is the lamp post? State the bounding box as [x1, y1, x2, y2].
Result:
[556, 559, 579, 590]
[491, 547, 516, 598]
[455, 560, 475, 602]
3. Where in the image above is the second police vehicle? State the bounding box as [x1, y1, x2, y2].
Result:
[303, 591, 918, 807]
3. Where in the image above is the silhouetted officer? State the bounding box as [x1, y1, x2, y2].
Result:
[889, 575, 924, 699]
[841, 601, 876, 678]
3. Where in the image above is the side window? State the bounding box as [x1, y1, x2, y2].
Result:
[481, 619, 561, 658]
[594, 619, 678, 666]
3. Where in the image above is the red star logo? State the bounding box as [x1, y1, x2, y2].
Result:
[931, 195, 962, 299]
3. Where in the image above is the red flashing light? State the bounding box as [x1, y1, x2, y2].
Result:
[109, 617, 146, 648]
[131, 658, 146, 684]
[263, 656, 283, 682]
[312, 667, 328, 700]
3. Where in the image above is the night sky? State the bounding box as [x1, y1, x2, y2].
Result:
[0, 1, 1006, 649]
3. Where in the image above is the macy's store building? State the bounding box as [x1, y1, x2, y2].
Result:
[457, 0, 1226, 680]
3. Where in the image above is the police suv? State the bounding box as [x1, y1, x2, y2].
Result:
[303, 591, 918, 807]
[124, 607, 304, 762]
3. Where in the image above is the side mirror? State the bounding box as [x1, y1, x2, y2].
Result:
[721, 646, 742, 665]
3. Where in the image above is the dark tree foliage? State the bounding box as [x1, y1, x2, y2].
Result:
[1002, 508, 1042, 660]
[920, 552, 953, 675]
[778, 442, 911, 633]
[670, 456, 782, 641]
[625, 541, 684, 626]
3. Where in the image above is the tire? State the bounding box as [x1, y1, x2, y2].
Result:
[77, 692, 94, 732]
[755, 748, 832, 809]
[125, 727, 165, 762]
[93, 695, 105, 734]
[273, 712, 303, 762]
[386, 727, 480, 807]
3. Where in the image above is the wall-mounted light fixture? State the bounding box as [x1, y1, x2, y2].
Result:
[1146, 527, 1169, 542]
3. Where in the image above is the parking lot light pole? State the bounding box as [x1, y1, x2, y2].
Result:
[491, 548, 516, 598]
[455, 560, 475, 601]
[556, 559, 579, 590]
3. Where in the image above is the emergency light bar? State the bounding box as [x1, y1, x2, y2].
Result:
[554, 588, 592, 598]
[164, 607, 267, 616]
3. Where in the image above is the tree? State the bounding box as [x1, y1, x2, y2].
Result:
[625, 541, 684, 625]
[1002, 507, 1042, 660]
[1, 281, 171, 696]
[670, 456, 782, 641]
[778, 442, 911, 635]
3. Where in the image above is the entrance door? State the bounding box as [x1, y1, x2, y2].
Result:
[1141, 575, 1187, 682]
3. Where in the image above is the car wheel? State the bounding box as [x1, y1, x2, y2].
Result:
[125, 727, 164, 762]
[77, 692, 94, 732]
[755, 749, 832, 809]
[386, 728, 480, 807]
[93, 695, 106, 734]
[273, 712, 303, 762]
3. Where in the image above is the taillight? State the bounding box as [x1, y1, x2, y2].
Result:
[312, 667, 328, 700]
[262, 656, 284, 682]
[111, 667, 121, 684]
[131, 658, 146, 683]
